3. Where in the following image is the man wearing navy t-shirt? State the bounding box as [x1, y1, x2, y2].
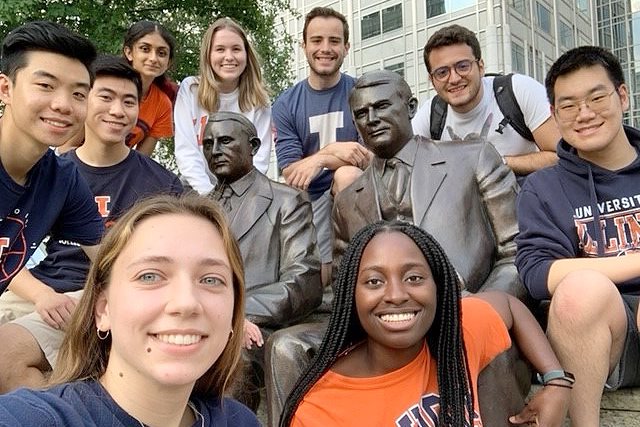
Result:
[273, 7, 369, 286]
[0, 55, 182, 393]
[0, 22, 103, 294]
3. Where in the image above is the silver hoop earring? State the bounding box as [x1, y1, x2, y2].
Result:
[229, 329, 234, 339]
[97, 328, 110, 340]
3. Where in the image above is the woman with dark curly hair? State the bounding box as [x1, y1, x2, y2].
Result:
[280, 221, 571, 426]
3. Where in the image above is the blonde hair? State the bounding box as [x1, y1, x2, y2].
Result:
[50, 194, 246, 397]
[197, 17, 269, 113]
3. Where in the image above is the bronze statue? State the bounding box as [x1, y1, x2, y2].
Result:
[203, 111, 322, 409]
[266, 71, 529, 426]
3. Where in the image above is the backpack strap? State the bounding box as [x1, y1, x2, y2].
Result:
[492, 73, 535, 141]
[429, 94, 448, 140]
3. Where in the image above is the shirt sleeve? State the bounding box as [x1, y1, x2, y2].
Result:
[147, 86, 174, 139]
[273, 93, 304, 170]
[511, 74, 552, 133]
[54, 167, 104, 245]
[173, 77, 215, 195]
[461, 297, 512, 371]
[251, 105, 273, 174]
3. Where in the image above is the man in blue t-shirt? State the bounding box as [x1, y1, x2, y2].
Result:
[0, 55, 183, 393]
[516, 46, 640, 425]
[0, 22, 103, 295]
[273, 7, 369, 286]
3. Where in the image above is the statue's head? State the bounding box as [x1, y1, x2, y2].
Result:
[349, 70, 418, 159]
[203, 111, 261, 184]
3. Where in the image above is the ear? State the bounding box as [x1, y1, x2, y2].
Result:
[344, 41, 351, 55]
[477, 58, 485, 77]
[0, 74, 12, 105]
[249, 137, 261, 156]
[123, 46, 133, 62]
[617, 83, 630, 112]
[94, 291, 111, 332]
[407, 96, 419, 120]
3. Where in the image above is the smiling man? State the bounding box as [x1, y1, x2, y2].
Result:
[0, 55, 182, 393]
[272, 7, 369, 286]
[516, 46, 640, 426]
[412, 24, 560, 177]
[0, 21, 103, 294]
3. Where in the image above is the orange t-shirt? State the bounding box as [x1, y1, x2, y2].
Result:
[291, 298, 511, 427]
[126, 84, 173, 148]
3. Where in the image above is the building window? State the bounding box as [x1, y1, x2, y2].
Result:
[577, 0, 590, 16]
[427, 0, 445, 18]
[511, 43, 525, 74]
[361, 11, 381, 40]
[382, 4, 403, 33]
[536, 2, 552, 34]
[509, 0, 526, 14]
[559, 21, 574, 48]
[384, 62, 405, 78]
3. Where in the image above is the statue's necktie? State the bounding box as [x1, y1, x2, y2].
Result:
[214, 185, 233, 212]
[385, 158, 409, 206]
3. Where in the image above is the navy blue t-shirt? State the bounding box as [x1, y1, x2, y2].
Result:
[0, 149, 103, 293]
[30, 149, 183, 292]
[0, 380, 261, 426]
[273, 73, 359, 201]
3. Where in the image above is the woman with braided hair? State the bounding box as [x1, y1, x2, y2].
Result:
[280, 221, 571, 426]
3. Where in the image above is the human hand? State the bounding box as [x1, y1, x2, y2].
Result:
[243, 319, 264, 350]
[509, 385, 570, 427]
[326, 142, 370, 168]
[34, 289, 78, 330]
[283, 157, 323, 190]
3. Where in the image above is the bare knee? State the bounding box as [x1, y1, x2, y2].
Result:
[0, 324, 48, 393]
[332, 166, 362, 195]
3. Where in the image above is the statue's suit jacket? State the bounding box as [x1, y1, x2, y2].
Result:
[223, 170, 322, 328]
[333, 136, 523, 295]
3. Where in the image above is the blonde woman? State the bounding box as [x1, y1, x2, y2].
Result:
[174, 18, 271, 194]
[0, 195, 260, 426]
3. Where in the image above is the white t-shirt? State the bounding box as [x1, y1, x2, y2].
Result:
[412, 74, 550, 156]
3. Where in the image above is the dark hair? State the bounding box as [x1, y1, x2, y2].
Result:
[303, 7, 349, 44]
[1, 20, 96, 82]
[423, 24, 481, 73]
[545, 45, 625, 105]
[279, 221, 473, 427]
[123, 20, 177, 102]
[92, 54, 143, 100]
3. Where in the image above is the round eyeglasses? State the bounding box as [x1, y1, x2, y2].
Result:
[554, 90, 617, 122]
[430, 59, 479, 82]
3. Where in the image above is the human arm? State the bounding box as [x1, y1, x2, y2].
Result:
[173, 77, 215, 195]
[252, 106, 273, 174]
[244, 189, 322, 327]
[135, 136, 159, 156]
[472, 292, 570, 426]
[503, 117, 559, 175]
[8, 268, 77, 329]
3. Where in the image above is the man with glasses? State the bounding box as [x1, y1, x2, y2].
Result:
[413, 24, 560, 177]
[516, 46, 640, 426]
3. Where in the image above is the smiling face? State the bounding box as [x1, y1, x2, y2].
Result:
[123, 32, 171, 84]
[84, 76, 139, 145]
[0, 50, 90, 150]
[355, 231, 437, 360]
[427, 43, 484, 114]
[303, 16, 349, 81]
[202, 119, 257, 184]
[209, 28, 247, 93]
[95, 213, 235, 390]
[350, 80, 417, 159]
[552, 65, 630, 165]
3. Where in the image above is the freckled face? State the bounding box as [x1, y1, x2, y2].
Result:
[96, 213, 235, 389]
[355, 231, 437, 357]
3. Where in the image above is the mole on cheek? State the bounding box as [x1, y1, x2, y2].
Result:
[119, 372, 124, 378]
[147, 347, 152, 353]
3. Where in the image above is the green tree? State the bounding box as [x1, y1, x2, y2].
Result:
[0, 0, 297, 168]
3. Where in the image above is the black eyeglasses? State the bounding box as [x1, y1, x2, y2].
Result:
[430, 59, 479, 82]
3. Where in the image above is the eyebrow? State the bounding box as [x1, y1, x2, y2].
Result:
[556, 84, 611, 103]
[127, 255, 231, 270]
[94, 86, 138, 100]
[33, 70, 91, 91]
[359, 261, 428, 273]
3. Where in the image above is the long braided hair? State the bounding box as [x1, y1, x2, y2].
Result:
[279, 221, 473, 427]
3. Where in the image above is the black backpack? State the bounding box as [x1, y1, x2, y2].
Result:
[429, 73, 535, 142]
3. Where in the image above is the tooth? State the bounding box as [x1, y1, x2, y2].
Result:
[156, 334, 202, 345]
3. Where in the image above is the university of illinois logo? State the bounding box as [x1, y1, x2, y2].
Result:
[0, 216, 28, 289]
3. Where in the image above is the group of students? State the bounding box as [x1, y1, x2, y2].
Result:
[0, 6, 639, 427]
